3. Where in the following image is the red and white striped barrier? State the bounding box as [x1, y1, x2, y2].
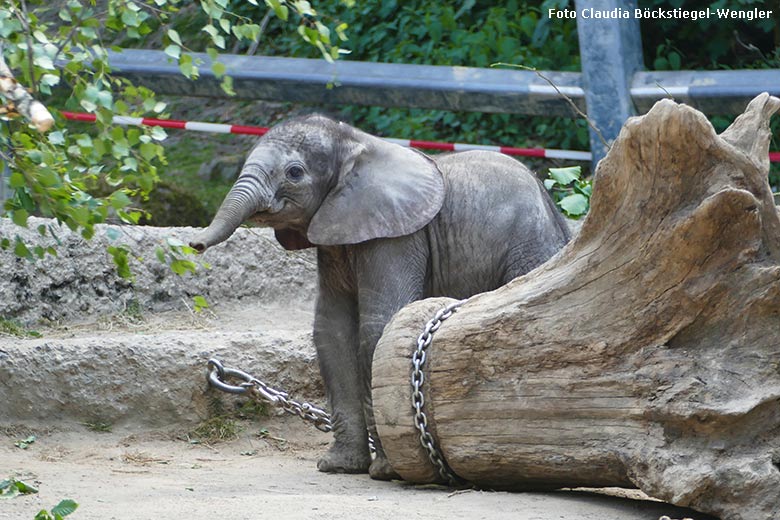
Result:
[60, 111, 591, 161]
[61, 111, 780, 163]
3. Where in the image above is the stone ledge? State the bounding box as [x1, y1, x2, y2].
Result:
[0, 304, 322, 426]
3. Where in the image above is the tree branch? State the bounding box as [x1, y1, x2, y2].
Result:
[0, 44, 55, 132]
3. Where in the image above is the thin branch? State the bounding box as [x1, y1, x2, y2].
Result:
[14, 0, 38, 94]
[492, 62, 610, 151]
[248, 10, 273, 56]
[655, 82, 674, 100]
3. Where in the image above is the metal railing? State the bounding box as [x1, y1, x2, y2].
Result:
[106, 25, 779, 169]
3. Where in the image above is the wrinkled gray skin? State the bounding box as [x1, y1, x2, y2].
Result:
[191, 114, 571, 480]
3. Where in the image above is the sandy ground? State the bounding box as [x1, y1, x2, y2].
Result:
[1, 418, 712, 520]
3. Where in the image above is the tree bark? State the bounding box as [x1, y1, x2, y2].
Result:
[372, 94, 780, 520]
[0, 48, 54, 132]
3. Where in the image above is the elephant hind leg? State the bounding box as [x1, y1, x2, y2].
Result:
[369, 439, 401, 480]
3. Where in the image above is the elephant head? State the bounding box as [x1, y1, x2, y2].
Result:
[190, 114, 445, 252]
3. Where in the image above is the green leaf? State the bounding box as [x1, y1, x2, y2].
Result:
[193, 295, 209, 312]
[179, 54, 197, 78]
[48, 131, 65, 145]
[543, 178, 557, 190]
[121, 9, 140, 27]
[9, 172, 25, 188]
[139, 142, 158, 161]
[97, 90, 113, 109]
[167, 29, 182, 45]
[12, 209, 29, 227]
[40, 74, 60, 87]
[548, 166, 581, 186]
[315, 21, 330, 44]
[106, 227, 122, 240]
[220, 75, 235, 96]
[51, 499, 78, 517]
[293, 0, 315, 16]
[108, 245, 133, 279]
[79, 98, 97, 112]
[164, 44, 181, 60]
[34, 54, 55, 70]
[151, 127, 168, 141]
[14, 240, 32, 260]
[211, 61, 227, 78]
[668, 51, 681, 70]
[335, 22, 348, 42]
[170, 259, 197, 275]
[265, 0, 289, 21]
[1, 478, 38, 498]
[559, 193, 589, 217]
[13, 480, 38, 494]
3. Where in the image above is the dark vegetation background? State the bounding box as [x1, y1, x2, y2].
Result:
[127, 0, 780, 225]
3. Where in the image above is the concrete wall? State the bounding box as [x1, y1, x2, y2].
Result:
[0, 217, 317, 325]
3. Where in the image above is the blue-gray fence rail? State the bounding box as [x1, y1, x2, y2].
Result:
[108, 49, 780, 167]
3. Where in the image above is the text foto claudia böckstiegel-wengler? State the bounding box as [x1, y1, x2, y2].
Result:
[549, 7, 773, 21]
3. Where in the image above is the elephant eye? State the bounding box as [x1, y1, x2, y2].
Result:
[286, 165, 306, 181]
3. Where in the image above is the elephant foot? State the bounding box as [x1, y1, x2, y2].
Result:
[369, 455, 400, 481]
[317, 444, 371, 474]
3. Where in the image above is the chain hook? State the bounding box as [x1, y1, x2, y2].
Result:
[207, 358, 252, 395]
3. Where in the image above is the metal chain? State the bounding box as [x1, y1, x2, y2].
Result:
[411, 299, 466, 486]
[207, 359, 376, 453]
[207, 358, 332, 432]
[209, 296, 467, 473]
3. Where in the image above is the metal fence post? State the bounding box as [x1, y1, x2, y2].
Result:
[575, 0, 644, 169]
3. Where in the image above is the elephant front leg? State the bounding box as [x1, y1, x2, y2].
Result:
[313, 287, 371, 474]
[355, 238, 427, 480]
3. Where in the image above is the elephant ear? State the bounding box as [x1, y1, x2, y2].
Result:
[307, 135, 445, 246]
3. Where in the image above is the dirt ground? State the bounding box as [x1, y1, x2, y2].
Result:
[1, 417, 712, 520]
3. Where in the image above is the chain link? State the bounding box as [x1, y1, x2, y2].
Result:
[411, 299, 466, 486]
[207, 358, 332, 432]
[207, 359, 376, 453]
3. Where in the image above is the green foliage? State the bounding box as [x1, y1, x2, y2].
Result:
[189, 416, 242, 443]
[1, 0, 344, 282]
[638, 0, 778, 70]
[2, 475, 77, 519]
[35, 499, 78, 520]
[156, 238, 209, 277]
[166, 0, 352, 67]
[250, 0, 587, 157]
[1, 1, 169, 273]
[0, 477, 38, 498]
[82, 421, 112, 433]
[14, 435, 36, 449]
[0, 317, 41, 338]
[545, 165, 592, 219]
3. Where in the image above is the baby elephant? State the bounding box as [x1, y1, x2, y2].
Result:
[190, 114, 571, 480]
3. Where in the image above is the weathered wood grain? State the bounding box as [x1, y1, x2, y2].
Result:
[373, 94, 780, 520]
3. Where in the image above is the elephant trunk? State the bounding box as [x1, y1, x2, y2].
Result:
[189, 172, 273, 252]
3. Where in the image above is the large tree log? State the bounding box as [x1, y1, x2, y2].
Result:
[372, 94, 780, 520]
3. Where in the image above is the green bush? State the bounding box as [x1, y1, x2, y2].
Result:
[244, 0, 590, 164]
